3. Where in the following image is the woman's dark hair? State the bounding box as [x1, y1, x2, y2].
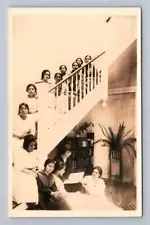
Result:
[18, 103, 29, 115]
[54, 73, 63, 80]
[85, 55, 92, 60]
[41, 69, 51, 80]
[60, 144, 71, 155]
[53, 161, 65, 173]
[93, 166, 103, 178]
[23, 134, 37, 151]
[76, 57, 83, 65]
[72, 62, 78, 67]
[59, 65, 67, 71]
[44, 158, 55, 168]
[26, 83, 37, 94]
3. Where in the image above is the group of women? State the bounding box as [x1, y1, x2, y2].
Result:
[12, 55, 121, 211]
[12, 135, 121, 211]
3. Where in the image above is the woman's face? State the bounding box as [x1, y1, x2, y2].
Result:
[59, 167, 66, 176]
[92, 168, 100, 179]
[72, 62, 79, 70]
[43, 72, 50, 82]
[76, 58, 83, 66]
[64, 150, 71, 158]
[27, 141, 36, 152]
[55, 74, 62, 82]
[19, 105, 29, 116]
[45, 163, 55, 174]
[85, 56, 92, 63]
[28, 85, 36, 97]
[60, 66, 67, 74]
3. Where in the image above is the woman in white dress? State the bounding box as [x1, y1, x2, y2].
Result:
[35, 69, 55, 109]
[35, 69, 58, 129]
[13, 103, 36, 149]
[13, 135, 39, 210]
[82, 166, 122, 210]
[54, 73, 68, 115]
[25, 84, 38, 115]
[53, 161, 68, 196]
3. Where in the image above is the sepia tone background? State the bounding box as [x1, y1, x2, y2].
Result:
[9, 8, 141, 217]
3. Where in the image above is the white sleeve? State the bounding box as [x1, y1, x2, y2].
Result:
[54, 175, 67, 194]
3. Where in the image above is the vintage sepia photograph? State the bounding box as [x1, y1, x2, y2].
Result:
[8, 7, 142, 217]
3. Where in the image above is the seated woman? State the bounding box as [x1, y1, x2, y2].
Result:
[25, 84, 38, 114]
[82, 166, 105, 197]
[54, 144, 72, 181]
[53, 161, 68, 196]
[82, 166, 122, 210]
[36, 159, 62, 210]
[13, 103, 36, 148]
[13, 135, 39, 210]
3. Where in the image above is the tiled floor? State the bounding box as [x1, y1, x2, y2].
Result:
[104, 181, 136, 210]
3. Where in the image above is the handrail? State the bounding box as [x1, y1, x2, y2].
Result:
[48, 51, 106, 92]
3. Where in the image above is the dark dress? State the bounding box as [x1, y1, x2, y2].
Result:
[36, 171, 61, 210]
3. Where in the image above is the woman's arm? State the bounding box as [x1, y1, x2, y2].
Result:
[22, 168, 37, 177]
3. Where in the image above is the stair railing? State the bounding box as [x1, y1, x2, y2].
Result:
[48, 51, 106, 113]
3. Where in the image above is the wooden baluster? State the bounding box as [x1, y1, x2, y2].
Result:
[65, 79, 68, 112]
[96, 68, 99, 85]
[75, 72, 78, 106]
[80, 70, 82, 101]
[91, 64, 93, 90]
[94, 65, 96, 88]
[84, 66, 86, 96]
[68, 77, 71, 110]
[99, 70, 102, 82]
[71, 76, 74, 109]
[81, 68, 84, 98]
[86, 65, 89, 94]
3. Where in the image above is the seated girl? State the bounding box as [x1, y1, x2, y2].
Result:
[13, 103, 36, 148]
[53, 161, 68, 196]
[81, 166, 123, 210]
[82, 166, 105, 197]
[36, 159, 62, 210]
[13, 135, 39, 210]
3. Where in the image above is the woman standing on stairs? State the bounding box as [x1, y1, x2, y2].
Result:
[35, 69, 59, 130]
[35, 69, 56, 110]
[54, 73, 67, 115]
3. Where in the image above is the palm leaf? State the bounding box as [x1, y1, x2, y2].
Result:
[124, 147, 135, 164]
[116, 122, 126, 144]
[123, 128, 133, 139]
[98, 123, 111, 140]
[122, 142, 136, 157]
[123, 137, 136, 143]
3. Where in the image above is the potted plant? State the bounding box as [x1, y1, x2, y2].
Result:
[94, 122, 136, 183]
[73, 122, 94, 137]
[73, 122, 94, 147]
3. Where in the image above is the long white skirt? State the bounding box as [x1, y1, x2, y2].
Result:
[12, 168, 38, 204]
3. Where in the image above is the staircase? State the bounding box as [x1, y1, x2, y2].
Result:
[37, 16, 137, 165]
[38, 52, 108, 165]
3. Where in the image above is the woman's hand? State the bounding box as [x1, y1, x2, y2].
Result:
[20, 131, 31, 139]
[51, 191, 62, 199]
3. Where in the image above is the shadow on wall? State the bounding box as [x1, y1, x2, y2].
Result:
[108, 39, 137, 89]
